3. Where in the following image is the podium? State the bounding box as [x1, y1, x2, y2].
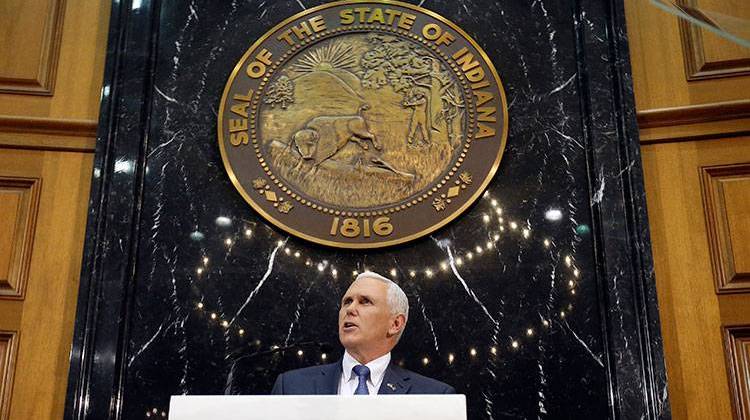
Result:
[169, 395, 467, 420]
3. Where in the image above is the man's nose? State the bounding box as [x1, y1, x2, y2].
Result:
[345, 303, 358, 315]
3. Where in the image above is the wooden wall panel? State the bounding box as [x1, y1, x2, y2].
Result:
[678, 0, 750, 79]
[701, 164, 750, 293]
[0, 332, 18, 420]
[640, 138, 750, 420]
[625, 0, 750, 109]
[0, 0, 65, 94]
[0, 198, 20, 282]
[0, 0, 109, 150]
[626, 0, 750, 417]
[698, 0, 750, 64]
[0, 0, 109, 418]
[624, 0, 750, 142]
[0, 148, 93, 420]
[724, 326, 750, 420]
[723, 180, 750, 275]
[0, 178, 41, 299]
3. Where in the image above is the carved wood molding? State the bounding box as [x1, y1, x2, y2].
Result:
[0, 0, 67, 95]
[676, 0, 750, 80]
[724, 325, 750, 420]
[0, 136, 96, 153]
[0, 115, 97, 138]
[637, 99, 750, 129]
[700, 163, 750, 294]
[638, 121, 750, 144]
[0, 177, 41, 300]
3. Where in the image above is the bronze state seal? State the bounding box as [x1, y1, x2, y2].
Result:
[218, 0, 508, 248]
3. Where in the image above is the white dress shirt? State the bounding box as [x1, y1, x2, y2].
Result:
[338, 351, 391, 395]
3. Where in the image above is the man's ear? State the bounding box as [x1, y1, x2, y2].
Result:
[388, 314, 406, 337]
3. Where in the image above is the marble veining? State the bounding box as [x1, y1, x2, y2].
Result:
[64, 0, 669, 419]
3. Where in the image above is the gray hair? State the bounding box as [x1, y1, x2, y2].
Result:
[354, 271, 409, 338]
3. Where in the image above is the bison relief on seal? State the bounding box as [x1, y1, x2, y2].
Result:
[292, 104, 381, 167]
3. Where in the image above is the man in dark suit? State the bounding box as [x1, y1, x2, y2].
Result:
[271, 271, 455, 395]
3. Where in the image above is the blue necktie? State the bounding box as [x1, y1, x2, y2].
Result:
[352, 365, 370, 395]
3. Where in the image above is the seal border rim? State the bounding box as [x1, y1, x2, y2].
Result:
[217, 0, 509, 249]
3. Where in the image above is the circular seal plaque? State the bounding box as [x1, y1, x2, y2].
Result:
[218, 0, 508, 248]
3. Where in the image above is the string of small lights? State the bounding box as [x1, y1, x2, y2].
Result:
[191, 190, 583, 362]
[145, 408, 167, 418]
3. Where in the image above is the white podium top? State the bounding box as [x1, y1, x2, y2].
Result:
[169, 395, 466, 420]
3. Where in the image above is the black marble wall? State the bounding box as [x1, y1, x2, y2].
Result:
[65, 1, 670, 419]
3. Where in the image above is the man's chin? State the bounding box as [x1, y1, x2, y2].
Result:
[338, 333, 359, 349]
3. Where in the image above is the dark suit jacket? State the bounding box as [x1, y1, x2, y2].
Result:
[271, 361, 455, 395]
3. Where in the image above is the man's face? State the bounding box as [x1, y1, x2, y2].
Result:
[338, 278, 395, 357]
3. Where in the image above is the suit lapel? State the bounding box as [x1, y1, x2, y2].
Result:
[314, 361, 341, 395]
[378, 363, 412, 394]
